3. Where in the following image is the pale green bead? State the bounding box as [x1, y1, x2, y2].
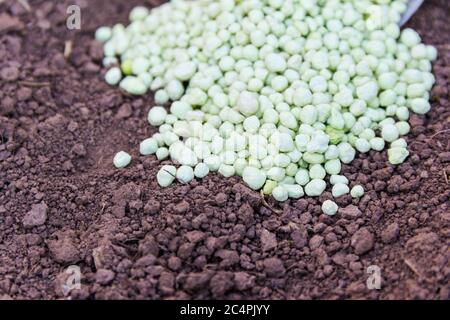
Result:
[272, 186, 288, 202]
[248, 78, 264, 92]
[381, 124, 400, 143]
[237, 91, 259, 116]
[324, 159, 341, 175]
[325, 145, 339, 160]
[409, 98, 430, 115]
[295, 169, 310, 186]
[260, 156, 273, 170]
[350, 185, 365, 198]
[95, 27, 112, 43]
[370, 137, 385, 151]
[265, 53, 287, 73]
[388, 147, 409, 164]
[280, 176, 295, 186]
[391, 138, 407, 149]
[163, 131, 179, 146]
[177, 147, 198, 167]
[263, 108, 279, 124]
[279, 112, 298, 129]
[426, 45, 438, 61]
[176, 166, 194, 184]
[403, 69, 423, 84]
[379, 90, 397, 107]
[378, 72, 398, 90]
[356, 81, 379, 102]
[338, 142, 356, 164]
[219, 164, 235, 178]
[400, 28, 421, 47]
[309, 164, 326, 180]
[154, 89, 169, 104]
[248, 158, 261, 169]
[140, 138, 158, 155]
[285, 184, 304, 199]
[204, 155, 221, 172]
[396, 121, 410, 136]
[288, 150, 302, 163]
[285, 163, 298, 177]
[242, 166, 267, 190]
[406, 83, 425, 99]
[355, 138, 371, 153]
[243, 116, 260, 134]
[103, 57, 118, 67]
[334, 88, 354, 107]
[274, 132, 295, 152]
[379, 118, 396, 127]
[309, 75, 328, 93]
[220, 150, 237, 165]
[303, 152, 325, 164]
[157, 165, 176, 187]
[359, 128, 375, 141]
[294, 87, 313, 107]
[267, 167, 286, 182]
[349, 100, 367, 117]
[295, 134, 311, 152]
[156, 147, 169, 160]
[328, 107, 345, 130]
[165, 114, 177, 125]
[113, 151, 131, 168]
[174, 61, 197, 81]
[132, 57, 151, 75]
[271, 76, 289, 92]
[273, 154, 291, 167]
[332, 183, 349, 198]
[234, 158, 248, 176]
[129, 6, 149, 21]
[105, 67, 122, 85]
[120, 77, 147, 95]
[305, 179, 326, 197]
[148, 106, 167, 126]
[263, 180, 277, 195]
[152, 133, 164, 146]
[166, 80, 184, 101]
[396, 106, 410, 121]
[330, 175, 348, 185]
[322, 200, 338, 216]
[219, 56, 235, 71]
[385, 105, 397, 117]
[170, 101, 192, 120]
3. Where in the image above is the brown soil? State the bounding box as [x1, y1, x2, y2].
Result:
[0, 0, 449, 300]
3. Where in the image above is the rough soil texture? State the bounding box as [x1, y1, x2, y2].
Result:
[0, 0, 449, 300]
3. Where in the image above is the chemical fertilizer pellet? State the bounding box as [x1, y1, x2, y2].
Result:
[350, 185, 365, 198]
[113, 151, 132, 168]
[322, 200, 339, 216]
[101, 0, 437, 212]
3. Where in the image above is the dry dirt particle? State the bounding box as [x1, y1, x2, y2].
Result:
[351, 228, 375, 255]
[260, 229, 278, 252]
[381, 222, 400, 243]
[47, 233, 80, 264]
[22, 202, 48, 228]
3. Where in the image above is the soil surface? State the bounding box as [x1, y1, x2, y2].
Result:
[0, 0, 449, 300]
